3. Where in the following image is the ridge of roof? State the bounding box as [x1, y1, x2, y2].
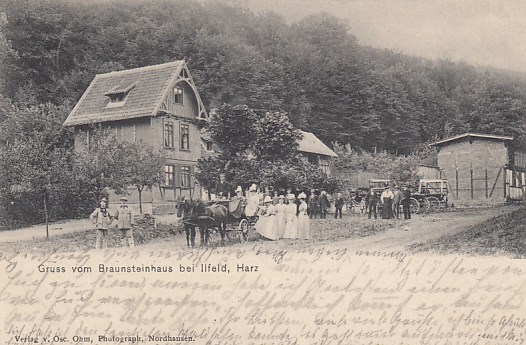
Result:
[298, 130, 338, 158]
[63, 60, 185, 127]
[430, 132, 514, 146]
[96, 60, 184, 78]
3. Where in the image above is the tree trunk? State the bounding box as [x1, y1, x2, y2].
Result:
[137, 185, 143, 214]
[43, 190, 49, 239]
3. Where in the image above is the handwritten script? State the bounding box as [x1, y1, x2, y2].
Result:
[1, 245, 526, 345]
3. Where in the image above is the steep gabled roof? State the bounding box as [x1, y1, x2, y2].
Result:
[298, 131, 338, 158]
[430, 132, 513, 147]
[63, 60, 208, 126]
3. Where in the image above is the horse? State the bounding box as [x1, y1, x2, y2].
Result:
[196, 200, 228, 246]
[176, 198, 197, 248]
[176, 199, 228, 247]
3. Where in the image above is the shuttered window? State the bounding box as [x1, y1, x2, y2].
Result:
[181, 166, 191, 187]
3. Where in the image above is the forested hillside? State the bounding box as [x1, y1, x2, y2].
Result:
[2, 0, 526, 154]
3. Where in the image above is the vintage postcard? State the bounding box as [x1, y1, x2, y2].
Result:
[1, 0, 526, 344]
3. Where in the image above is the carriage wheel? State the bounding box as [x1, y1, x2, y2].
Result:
[239, 219, 249, 242]
[409, 198, 420, 214]
[426, 197, 441, 213]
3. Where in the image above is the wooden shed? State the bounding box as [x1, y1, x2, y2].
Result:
[431, 133, 525, 206]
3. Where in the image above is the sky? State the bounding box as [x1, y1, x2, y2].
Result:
[237, 0, 526, 73]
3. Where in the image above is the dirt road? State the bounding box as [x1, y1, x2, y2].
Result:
[0, 205, 518, 254]
[142, 205, 520, 254]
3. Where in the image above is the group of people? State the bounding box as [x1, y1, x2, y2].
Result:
[90, 196, 135, 249]
[361, 185, 412, 220]
[215, 176, 358, 241]
[222, 183, 311, 241]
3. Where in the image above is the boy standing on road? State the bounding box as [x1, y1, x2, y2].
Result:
[115, 196, 135, 247]
[90, 198, 113, 249]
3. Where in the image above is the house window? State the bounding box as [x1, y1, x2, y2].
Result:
[308, 154, 319, 165]
[174, 86, 184, 105]
[86, 128, 91, 149]
[105, 82, 136, 108]
[320, 159, 330, 175]
[180, 124, 190, 150]
[164, 165, 175, 186]
[206, 142, 213, 151]
[111, 93, 126, 103]
[181, 166, 191, 187]
[164, 121, 174, 148]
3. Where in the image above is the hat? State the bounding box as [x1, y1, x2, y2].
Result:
[120, 196, 128, 201]
[235, 186, 243, 193]
[101, 197, 108, 203]
[264, 196, 272, 203]
[249, 184, 257, 192]
[298, 192, 307, 199]
[287, 194, 296, 200]
[278, 195, 285, 199]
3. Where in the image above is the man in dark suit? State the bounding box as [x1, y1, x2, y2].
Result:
[401, 186, 412, 220]
[365, 189, 378, 219]
[214, 174, 231, 199]
[319, 191, 330, 219]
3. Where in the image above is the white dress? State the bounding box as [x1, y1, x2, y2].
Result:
[274, 203, 286, 239]
[282, 203, 298, 239]
[296, 201, 310, 239]
[245, 194, 260, 217]
[255, 204, 278, 240]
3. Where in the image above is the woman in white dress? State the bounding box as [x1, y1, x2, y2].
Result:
[296, 192, 310, 240]
[255, 196, 278, 240]
[274, 195, 286, 239]
[245, 184, 260, 218]
[282, 194, 298, 239]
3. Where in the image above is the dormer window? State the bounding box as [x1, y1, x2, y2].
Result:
[105, 82, 136, 108]
[174, 86, 183, 105]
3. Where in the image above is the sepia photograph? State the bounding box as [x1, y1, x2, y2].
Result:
[1, 0, 526, 344]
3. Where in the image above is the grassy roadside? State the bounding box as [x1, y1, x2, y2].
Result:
[409, 206, 526, 258]
[0, 215, 393, 254]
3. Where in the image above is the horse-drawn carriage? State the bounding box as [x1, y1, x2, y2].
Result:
[177, 197, 259, 247]
[348, 187, 368, 216]
[211, 198, 258, 242]
[410, 179, 448, 214]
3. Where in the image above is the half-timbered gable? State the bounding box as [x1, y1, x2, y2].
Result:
[63, 60, 209, 214]
[297, 131, 338, 175]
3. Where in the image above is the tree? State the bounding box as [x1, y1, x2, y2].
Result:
[254, 111, 301, 161]
[197, 103, 337, 192]
[119, 142, 164, 214]
[72, 127, 125, 203]
[0, 102, 75, 233]
[208, 104, 260, 158]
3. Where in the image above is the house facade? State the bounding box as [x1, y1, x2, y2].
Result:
[297, 131, 338, 175]
[63, 61, 209, 214]
[431, 133, 525, 206]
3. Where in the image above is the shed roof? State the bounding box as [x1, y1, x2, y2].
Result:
[298, 131, 338, 158]
[63, 61, 191, 126]
[430, 132, 513, 147]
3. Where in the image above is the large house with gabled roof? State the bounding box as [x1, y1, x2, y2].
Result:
[63, 60, 209, 213]
[297, 130, 338, 175]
